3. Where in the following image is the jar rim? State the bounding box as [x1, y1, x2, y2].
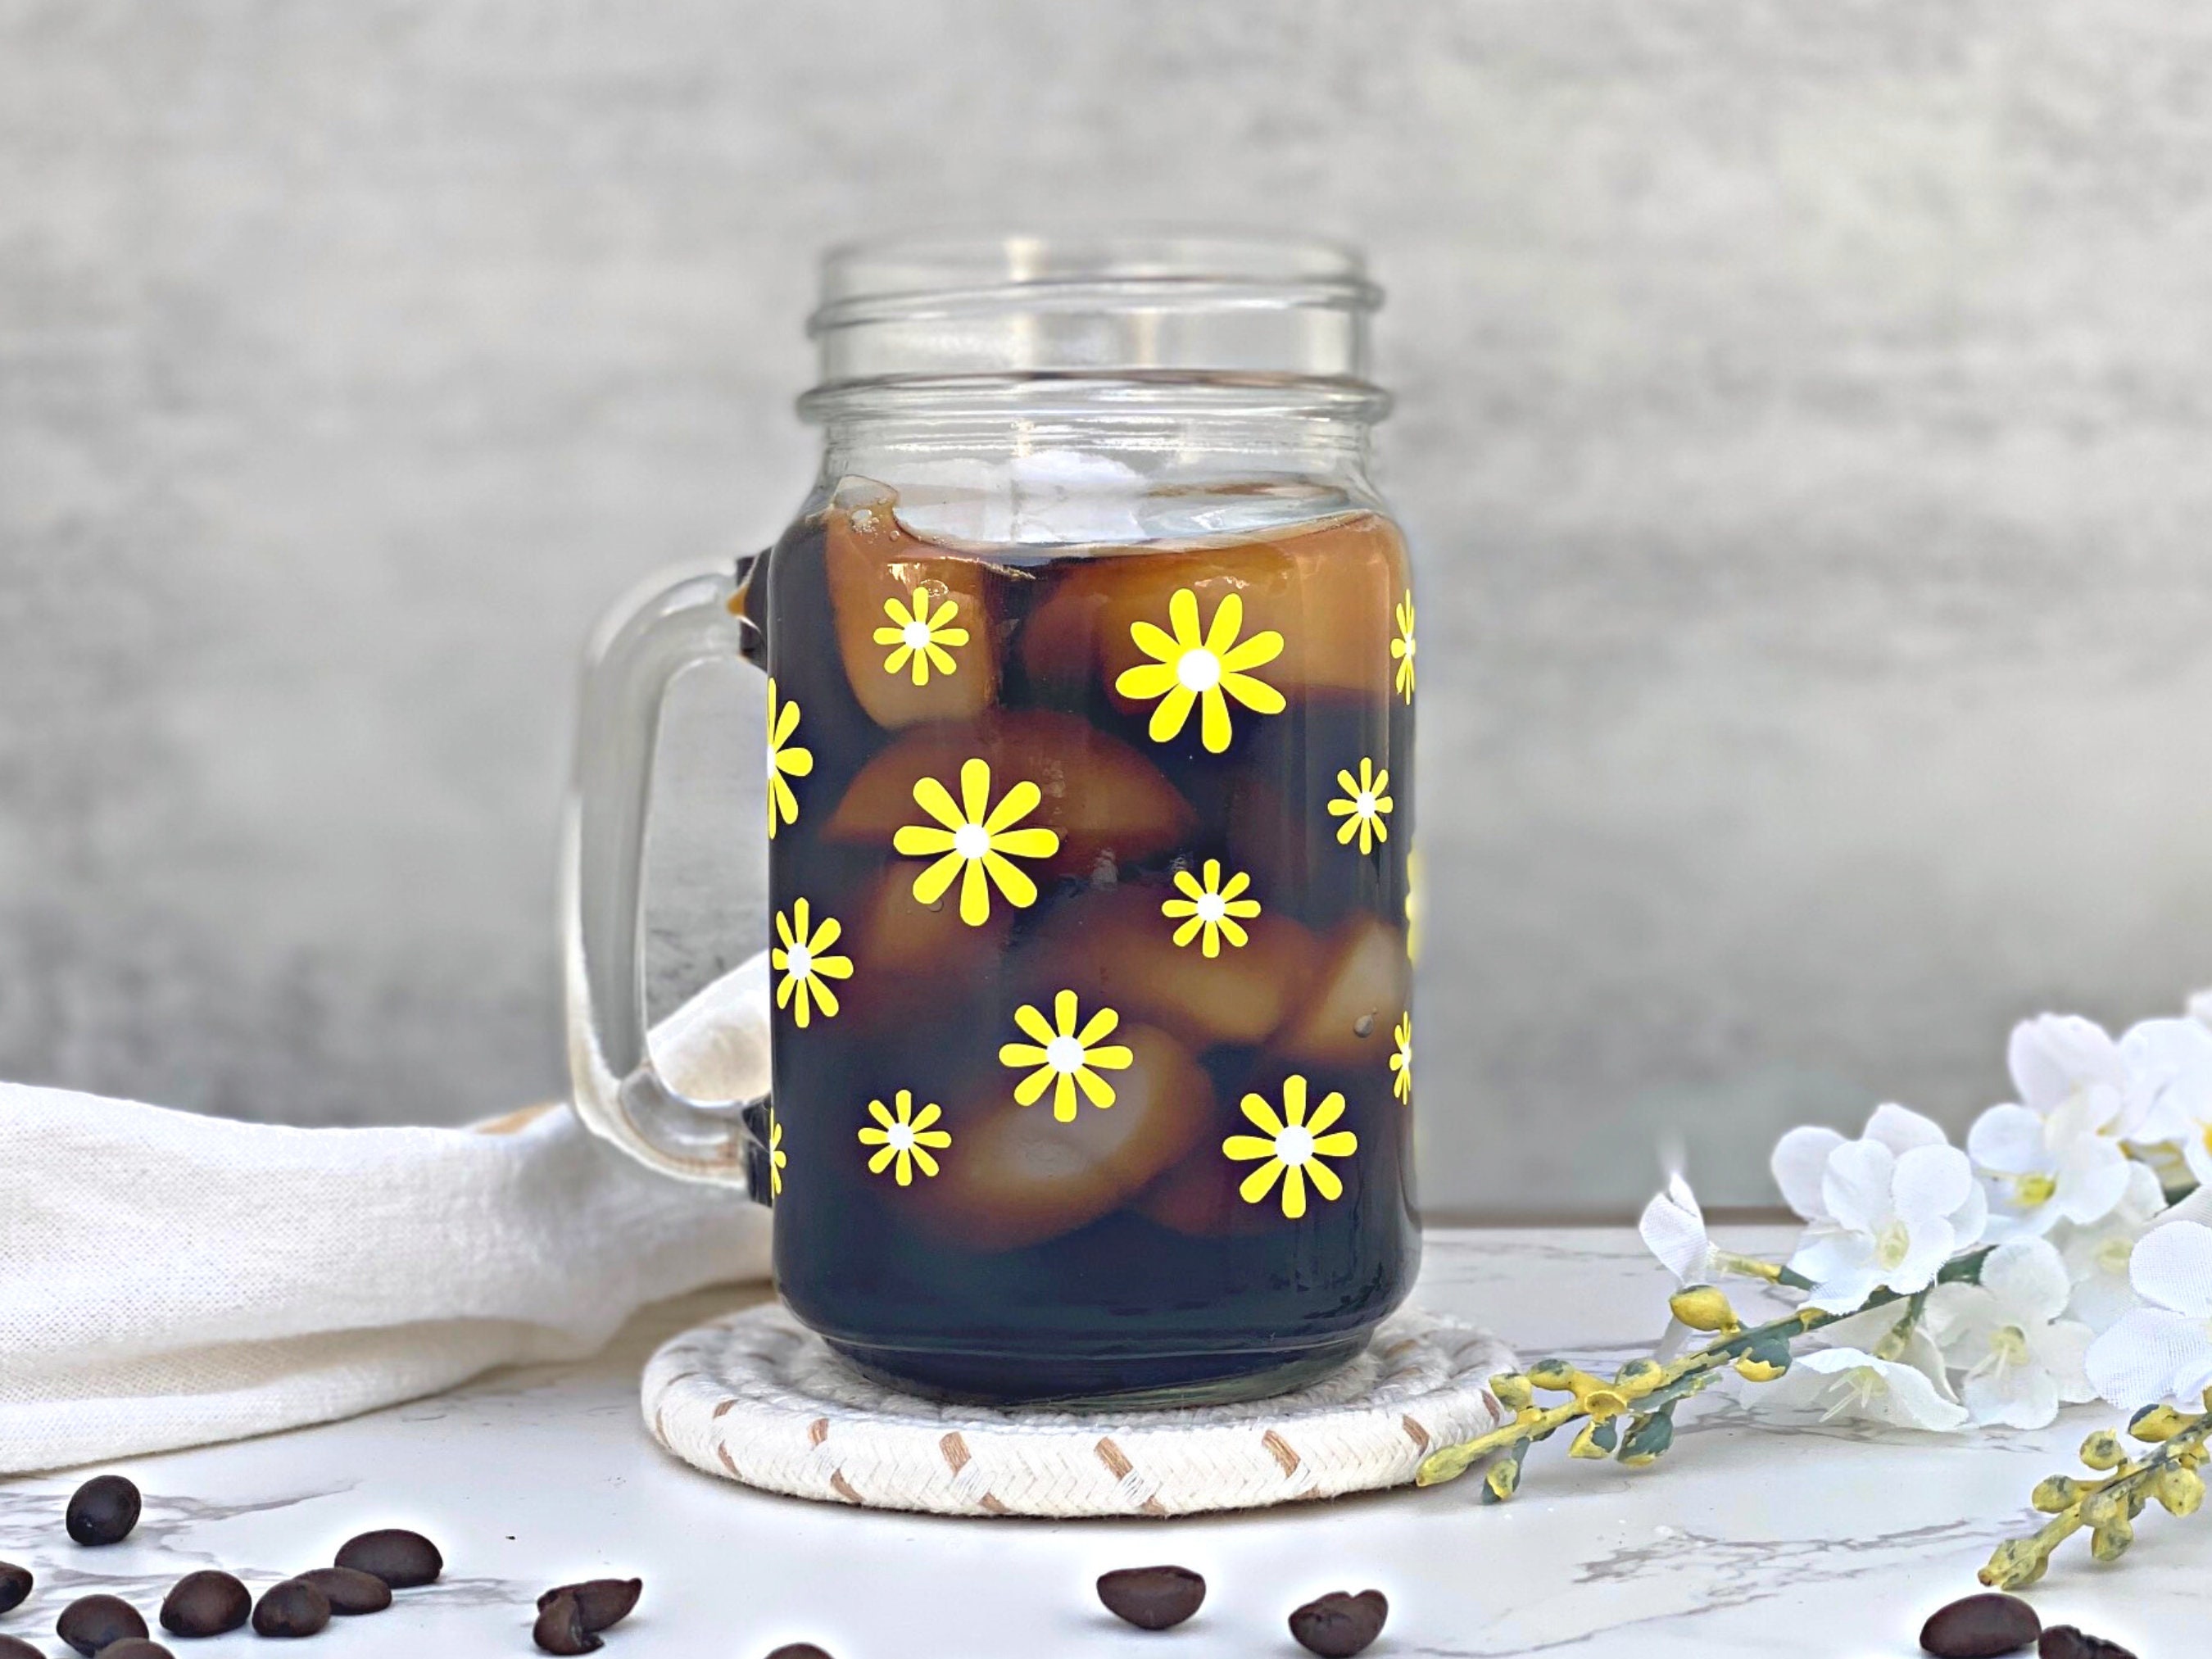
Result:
[805, 229, 1384, 392]
[810, 229, 1381, 324]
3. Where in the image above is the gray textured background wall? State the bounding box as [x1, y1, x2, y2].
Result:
[6, 1, 2210, 1215]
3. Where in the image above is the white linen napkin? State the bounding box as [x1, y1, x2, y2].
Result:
[0, 954, 773, 1475]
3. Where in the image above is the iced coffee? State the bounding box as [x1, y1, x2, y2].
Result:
[755, 480, 1418, 1402]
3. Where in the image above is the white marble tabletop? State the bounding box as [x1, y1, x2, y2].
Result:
[1, 1228, 2192, 1657]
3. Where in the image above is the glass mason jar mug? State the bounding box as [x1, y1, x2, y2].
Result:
[566, 234, 1419, 1404]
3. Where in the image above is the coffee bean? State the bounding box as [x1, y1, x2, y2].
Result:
[103, 1642, 178, 1659]
[252, 1579, 332, 1639]
[57, 1592, 149, 1655]
[0, 1559, 29, 1615]
[532, 1590, 601, 1656]
[536, 1579, 641, 1634]
[295, 1566, 392, 1615]
[2041, 1629, 2137, 1659]
[1096, 1565, 1206, 1630]
[1921, 1593, 2042, 1657]
[0, 1635, 45, 1659]
[159, 1569, 251, 1636]
[65, 1474, 142, 1547]
[1289, 1588, 1389, 1658]
[764, 1647, 833, 1659]
[333, 1529, 442, 1589]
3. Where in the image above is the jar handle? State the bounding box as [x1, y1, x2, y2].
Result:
[562, 557, 773, 1193]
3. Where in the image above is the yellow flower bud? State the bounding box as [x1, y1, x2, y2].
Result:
[1525, 1358, 1580, 1391]
[1733, 1352, 1789, 1383]
[1489, 1371, 1533, 1411]
[2157, 1464, 2205, 1517]
[1978, 1538, 2049, 1591]
[2080, 1430, 2126, 1471]
[1569, 1420, 1615, 1460]
[1668, 1285, 1740, 1334]
[1615, 1358, 1666, 1394]
[1580, 1385, 1630, 1421]
[2030, 1475, 2082, 1513]
[2130, 1403, 2187, 1444]
[2089, 1516, 2133, 1562]
[1484, 1453, 1523, 1502]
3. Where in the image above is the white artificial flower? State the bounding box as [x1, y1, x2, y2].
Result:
[2115, 1017, 2212, 1181]
[2084, 1219, 2212, 1408]
[2009, 1014, 2136, 1135]
[1772, 1104, 1988, 1313]
[1639, 1172, 1719, 1285]
[1810, 1304, 1955, 1394]
[2188, 986, 2212, 1028]
[1927, 1236, 2096, 1428]
[2056, 1162, 2172, 1333]
[1757, 1345, 1969, 1431]
[1965, 1094, 2132, 1239]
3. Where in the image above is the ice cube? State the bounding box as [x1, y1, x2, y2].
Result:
[824, 710, 1197, 875]
[912, 1022, 1210, 1251]
[1030, 883, 1321, 1049]
[824, 480, 999, 728]
[836, 868, 1013, 1033]
[884, 452, 1154, 546]
[1135, 1122, 1281, 1239]
[1271, 913, 1410, 1068]
[1018, 512, 1407, 708]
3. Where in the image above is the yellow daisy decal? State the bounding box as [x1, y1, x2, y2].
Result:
[1114, 587, 1285, 753]
[858, 1089, 951, 1186]
[1390, 1013, 1412, 1104]
[1327, 757, 1394, 854]
[768, 1111, 786, 1197]
[998, 990, 1135, 1122]
[1222, 1075, 1358, 1219]
[771, 898, 854, 1028]
[1160, 859, 1262, 957]
[765, 678, 813, 839]
[892, 757, 1061, 927]
[873, 587, 969, 685]
[1392, 590, 1416, 701]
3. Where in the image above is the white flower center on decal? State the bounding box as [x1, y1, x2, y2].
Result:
[886, 1122, 916, 1152]
[784, 944, 813, 980]
[1875, 1219, 1912, 1271]
[1275, 1124, 1316, 1167]
[902, 619, 932, 649]
[1045, 1035, 1086, 1075]
[1355, 790, 1377, 818]
[1195, 891, 1228, 924]
[953, 822, 991, 860]
[1176, 648, 1222, 692]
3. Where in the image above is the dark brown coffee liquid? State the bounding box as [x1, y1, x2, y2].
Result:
[757, 485, 1417, 1401]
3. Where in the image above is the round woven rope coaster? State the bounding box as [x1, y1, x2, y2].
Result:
[643, 1302, 1516, 1518]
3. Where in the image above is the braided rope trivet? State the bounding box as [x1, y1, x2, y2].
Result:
[643, 1303, 1515, 1518]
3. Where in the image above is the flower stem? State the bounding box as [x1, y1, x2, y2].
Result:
[1416, 1246, 1994, 1491]
[1981, 1403, 2212, 1589]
